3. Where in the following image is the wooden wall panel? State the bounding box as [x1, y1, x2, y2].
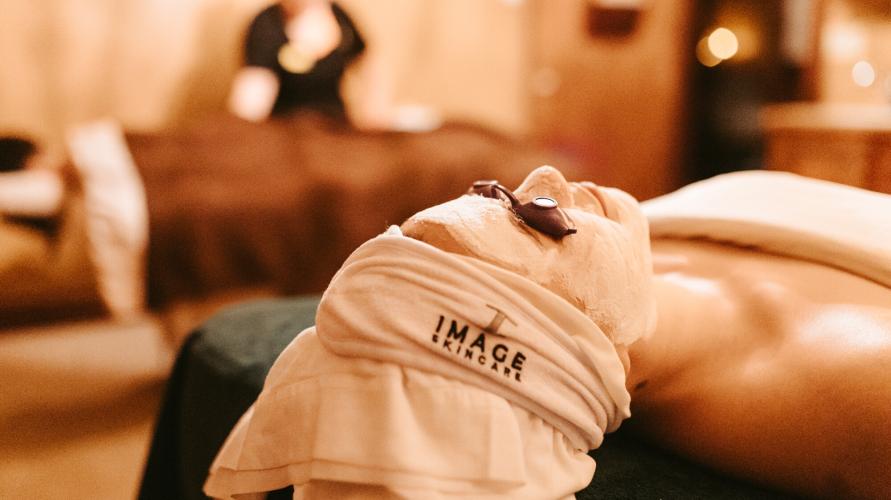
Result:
[529, 0, 692, 200]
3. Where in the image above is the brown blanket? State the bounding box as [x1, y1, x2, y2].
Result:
[0, 194, 104, 327]
[128, 113, 576, 308]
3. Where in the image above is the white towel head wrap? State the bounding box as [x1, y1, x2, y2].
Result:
[204, 166, 657, 498]
[318, 229, 632, 450]
[204, 228, 631, 498]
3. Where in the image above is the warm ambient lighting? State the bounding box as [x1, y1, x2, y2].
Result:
[697, 27, 741, 67]
[707, 28, 739, 60]
[696, 37, 721, 67]
[852, 60, 876, 88]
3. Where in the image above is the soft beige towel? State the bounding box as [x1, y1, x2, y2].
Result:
[67, 119, 148, 317]
[643, 171, 891, 288]
[204, 227, 630, 499]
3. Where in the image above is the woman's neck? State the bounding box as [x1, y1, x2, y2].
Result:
[626, 273, 739, 393]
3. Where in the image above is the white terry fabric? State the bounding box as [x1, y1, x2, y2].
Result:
[317, 228, 631, 449]
[66, 119, 148, 317]
[643, 171, 891, 288]
[204, 227, 630, 499]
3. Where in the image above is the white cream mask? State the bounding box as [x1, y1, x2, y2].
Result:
[402, 166, 656, 347]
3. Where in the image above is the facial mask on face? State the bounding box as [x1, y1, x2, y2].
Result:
[404, 166, 656, 347]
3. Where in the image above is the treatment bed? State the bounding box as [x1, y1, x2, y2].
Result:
[139, 295, 797, 499]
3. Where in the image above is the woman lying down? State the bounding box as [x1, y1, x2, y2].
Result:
[203, 166, 891, 499]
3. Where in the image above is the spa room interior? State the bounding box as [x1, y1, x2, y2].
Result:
[1, 0, 889, 498]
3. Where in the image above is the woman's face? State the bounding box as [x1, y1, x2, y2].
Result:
[402, 166, 655, 346]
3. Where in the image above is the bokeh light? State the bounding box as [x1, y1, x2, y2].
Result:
[852, 60, 876, 88]
[696, 37, 722, 67]
[707, 28, 739, 60]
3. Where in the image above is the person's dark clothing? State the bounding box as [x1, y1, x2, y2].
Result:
[0, 137, 36, 172]
[244, 3, 365, 119]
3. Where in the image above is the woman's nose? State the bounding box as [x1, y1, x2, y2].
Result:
[514, 165, 573, 207]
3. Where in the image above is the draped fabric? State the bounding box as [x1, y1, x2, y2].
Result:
[644, 170, 891, 289]
[204, 228, 630, 499]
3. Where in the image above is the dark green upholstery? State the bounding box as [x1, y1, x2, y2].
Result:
[139, 296, 797, 499]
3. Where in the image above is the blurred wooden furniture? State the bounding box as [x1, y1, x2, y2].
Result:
[1, 112, 575, 329]
[762, 102, 891, 194]
[529, 0, 690, 201]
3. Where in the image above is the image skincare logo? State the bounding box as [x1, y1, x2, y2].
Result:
[431, 305, 526, 382]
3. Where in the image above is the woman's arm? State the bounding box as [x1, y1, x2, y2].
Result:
[346, 48, 395, 130]
[227, 66, 279, 122]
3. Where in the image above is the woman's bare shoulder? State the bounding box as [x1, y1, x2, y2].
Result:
[644, 238, 891, 405]
[634, 239, 891, 497]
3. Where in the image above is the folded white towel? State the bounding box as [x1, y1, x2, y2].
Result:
[204, 227, 630, 499]
[66, 119, 148, 317]
[643, 171, 891, 288]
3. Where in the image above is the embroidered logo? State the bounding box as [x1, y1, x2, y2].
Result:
[432, 306, 526, 382]
[482, 304, 515, 336]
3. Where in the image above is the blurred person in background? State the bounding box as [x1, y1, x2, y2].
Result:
[228, 0, 391, 128]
